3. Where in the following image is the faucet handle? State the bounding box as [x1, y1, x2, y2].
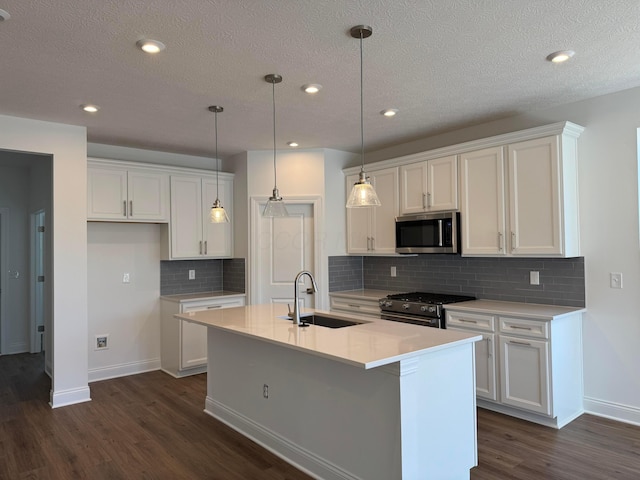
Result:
[287, 304, 294, 318]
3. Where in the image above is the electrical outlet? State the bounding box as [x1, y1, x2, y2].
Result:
[263, 384, 269, 399]
[189, 269, 195, 280]
[390, 266, 397, 277]
[122, 273, 130, 283]
[610, 272, 623, 289]
[95, 335, 109, 350]
[529, 271, 540, 285]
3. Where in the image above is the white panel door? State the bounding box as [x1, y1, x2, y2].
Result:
[202, 177, 232, 258]
[370, 167, 399, 254]
[508, 136, 561, 255]
[460, 147, 506, 255]
[399, 162, 428, 214]
[257, 203, 314, 310]
[87, 167, 128, 219]
[127, 170, 168, 221]
[170, 176, 203, 258]
[427, 155, 458, 211]
[345, 173, 371, 254]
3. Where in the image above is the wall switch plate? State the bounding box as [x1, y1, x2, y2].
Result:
[95, 334, 109, 350]
[122, 273, 130, 283]
[390, 266, 397, 277]
[189, 269, 195, 280]
[529, 271, 540, 285]
[610, 272, 623, 289]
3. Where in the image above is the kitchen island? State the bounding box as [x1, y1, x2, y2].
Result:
[175, 303, 481, 480]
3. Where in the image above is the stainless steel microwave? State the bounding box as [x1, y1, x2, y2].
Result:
[395, 211, 460, 254]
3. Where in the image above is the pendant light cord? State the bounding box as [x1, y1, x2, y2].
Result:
[271, 79, 278, 189]
[359, 32, 365, 174]
[214, 109, 220, 200]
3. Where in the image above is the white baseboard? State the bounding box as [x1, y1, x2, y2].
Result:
[50, 385, 91, 408]
[204, 396, 360, 480]
[88, 358, 161, 383]
[584, 396, 640, 427]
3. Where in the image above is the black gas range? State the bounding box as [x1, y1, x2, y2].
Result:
[378, 291, 476, 328]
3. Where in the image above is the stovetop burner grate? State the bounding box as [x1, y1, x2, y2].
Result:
[385, 291, 475, 305]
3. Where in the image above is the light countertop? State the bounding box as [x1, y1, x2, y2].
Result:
[444, 299, 585, 320]
[160, 291, 246, 303]
[175, 303, 481, 370]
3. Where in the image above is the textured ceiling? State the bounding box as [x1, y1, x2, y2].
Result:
[1, 0, 639, 161]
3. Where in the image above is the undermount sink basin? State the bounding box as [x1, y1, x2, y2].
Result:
[278, 314, 365, 329]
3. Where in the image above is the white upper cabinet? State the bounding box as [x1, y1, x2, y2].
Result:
[400, 154, 458, 214]
[87, 160, 168, 222]
[346, 167, 399, 254]
[460, 127, 581, 257]
[167, 174, 233, 259]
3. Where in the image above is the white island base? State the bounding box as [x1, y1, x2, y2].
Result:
[201, 321, 478, 479]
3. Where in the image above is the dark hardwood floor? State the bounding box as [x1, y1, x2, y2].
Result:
[2, 353, 639, 479]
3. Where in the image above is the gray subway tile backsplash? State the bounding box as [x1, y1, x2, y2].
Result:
[160, 258, 245, 295]
[328, 255, 585, 307]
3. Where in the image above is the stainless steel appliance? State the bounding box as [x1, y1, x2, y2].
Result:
[378, 291, 475, 328]
[395, 211, 460, 254]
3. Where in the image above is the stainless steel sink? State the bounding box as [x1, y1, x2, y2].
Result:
[300, 315, 364, 328]
[278, 314, 365, 328]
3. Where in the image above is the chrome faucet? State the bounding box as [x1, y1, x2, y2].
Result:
[292, 270, 318, 326]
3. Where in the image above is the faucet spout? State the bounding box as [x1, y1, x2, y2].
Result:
[292, 270, 318, 326]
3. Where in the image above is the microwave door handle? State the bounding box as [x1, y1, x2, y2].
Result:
[438, 219, 443, 246]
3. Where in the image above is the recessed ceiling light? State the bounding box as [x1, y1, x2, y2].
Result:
[302, 84, 322, 94]
[136, 39, 166, 54]
[0, 9, 10, 21]
[381, 109, 398, 117]
[546, 50, 575, 63]
[80, 104, 100, 113]
[287, 141, 299, 147]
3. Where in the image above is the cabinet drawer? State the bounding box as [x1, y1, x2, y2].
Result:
[446, 311, 496, 332]
[181, 296, 245, 313]
[330, 296, 380, 317]
[499, 316, 549, 339]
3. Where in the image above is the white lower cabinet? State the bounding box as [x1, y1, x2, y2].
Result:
[447, 311, 497, 402]
[446, 303, 583, 428]
[160, 295, 245, 377]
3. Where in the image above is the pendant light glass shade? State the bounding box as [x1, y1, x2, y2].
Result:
[208, 105, 230, 223]
[346, 25, 381, 208]
[263, 74, 289, 217]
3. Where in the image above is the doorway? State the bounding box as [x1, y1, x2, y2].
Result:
[250, 197, 325, 309]
[0, 208, 6, 354]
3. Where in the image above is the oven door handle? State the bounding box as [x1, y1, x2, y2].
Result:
[438, 219, 443, 246]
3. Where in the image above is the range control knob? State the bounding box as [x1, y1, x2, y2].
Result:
[385, 301, 393, 307]
[402, 303, 410, 310]
[420, 305, 428, 312]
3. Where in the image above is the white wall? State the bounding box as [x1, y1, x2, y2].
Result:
[0, 114, 89, 408]
[0, 166, 30, 353]
[366, 86, 640, 425]
[87, 223, 161, 382]
[323, 149, 357, 257]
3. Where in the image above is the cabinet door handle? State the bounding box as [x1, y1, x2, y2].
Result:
[123, 200, 127, 217]
[509, 340, 531, 346]
[204, 241, 208, 255]
[422, 193, 426, 209]
[129, 200, 133, 217]
[199, 241, 203, 255]
[459, 318, 478, 324]
[348, 304, 361, 308]
[206, 305, 222, 309]
[487, 337, 492, 358]
[426, 192, 432, 208]
[510, 325, 532, 331]
[511, 232, 516, 251]
[371, 237, 375, 251]
[498, 232, 504, 251]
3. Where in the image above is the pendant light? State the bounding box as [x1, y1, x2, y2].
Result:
[346, 25, 381, 208]
[263, 74, 289, 217]
[208, 105, 230, 223]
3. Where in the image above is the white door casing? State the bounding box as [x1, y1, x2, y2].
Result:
[31, 210, 45, 353]
[249, 197, 325, 310]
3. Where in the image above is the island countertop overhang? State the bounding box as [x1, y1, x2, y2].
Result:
[174, 303, 481, 370]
